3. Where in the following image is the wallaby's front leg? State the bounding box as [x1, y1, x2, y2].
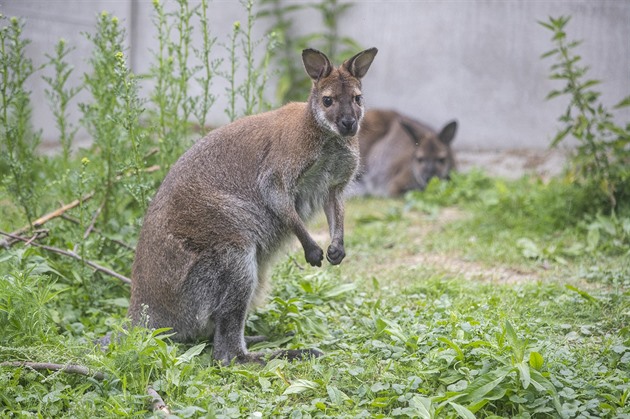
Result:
[267, 179, 324, 266]
[291, 216, 324, 267]
[324, 188, 346, 265]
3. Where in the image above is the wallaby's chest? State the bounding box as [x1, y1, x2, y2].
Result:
[295, 139, 358, 218]
[303, 138, 358, 186]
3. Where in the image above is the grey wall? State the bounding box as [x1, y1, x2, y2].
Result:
[3, 0, 629, 151]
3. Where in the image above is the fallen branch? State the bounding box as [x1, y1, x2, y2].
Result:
[1, 361, 106, 380]
[60, 214, 135, 251]
[1, 164, 160, 249]
[0, 231, 131, 284]
[0, 192, 95, 248]
[83, 200, 105, 241]
[117, 164, 161, 178]
[24, 229, 49, 245]
[147, 386, 171, 414]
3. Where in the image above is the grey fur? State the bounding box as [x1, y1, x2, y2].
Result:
[128, 47, 377, 365]
[351, 109, 457, 197]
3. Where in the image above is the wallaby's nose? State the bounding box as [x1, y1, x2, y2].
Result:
[339, 117, 357, 136]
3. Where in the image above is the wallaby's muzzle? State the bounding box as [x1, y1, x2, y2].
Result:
[339, 116, 358, 137]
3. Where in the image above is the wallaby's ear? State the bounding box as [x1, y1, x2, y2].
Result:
[439, 120, 458, 145]
[342, 47, 378, 79]
[399, 119, 421, 146]
[302, 48, 333, 80]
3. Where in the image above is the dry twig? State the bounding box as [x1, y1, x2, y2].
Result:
[1, 361, 106, 380]
[147, 386, 171, 414]
[83, 200, 105, 240]
[0, 192, 95, 248]
[60, 214, 135, 250]
[0, 231, 131, 284]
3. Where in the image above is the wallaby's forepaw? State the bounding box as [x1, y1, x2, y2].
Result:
[326, 244, 345, 265]
[305, 245, 324, 267]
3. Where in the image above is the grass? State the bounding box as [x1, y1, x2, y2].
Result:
[1, 6, 629, 418]
[1, 172, 629, 417]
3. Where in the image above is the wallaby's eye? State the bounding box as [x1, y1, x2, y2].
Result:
[416, 157, 425, 163]
[438, 158, 447, 164]
[322, 96, 333, 107]
[354, 95, 363, 105]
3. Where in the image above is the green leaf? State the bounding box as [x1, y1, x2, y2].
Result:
[540, 48, 558, 59]
[322, 283, 355, 298]
[529, 369, 562, 414]
[580, 79, 600, 90]
[529, 352, 544, 370]
[565, 284, 599, 303]
[438, 337, 465, 361]
[456, 366, 512, 404]
[517, 238, 541, 259]
[370, 397, 393, 408]
[504, 321, 520, 348]
[449, 402, 476, 419]
[537, 19, 555, 31]
[586, 227, 601, 251]
[175, 343, 206, 365]
[545, 90, 564, 100]
[614, 95, 630, 109]
[283, 379, 320, 395]
[326, 385, 350, 405]
[408, 395, 434, 419]
[516, 361, 531, 389]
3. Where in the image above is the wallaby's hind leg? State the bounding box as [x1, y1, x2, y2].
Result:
[213, 304, 260, 364]
[189, 246, 323, 365]
[186, 246, 260, 365]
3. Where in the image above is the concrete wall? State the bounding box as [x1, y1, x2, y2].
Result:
[3, 0, 629, 151]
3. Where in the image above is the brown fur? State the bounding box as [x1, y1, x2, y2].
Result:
[351, 109, 457, 197]
[128, 47, 377, 365]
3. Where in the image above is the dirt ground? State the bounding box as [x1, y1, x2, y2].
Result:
[410, 148, 571, 284]
[346, 148, 573, 286]
[455, 148, 569, 180]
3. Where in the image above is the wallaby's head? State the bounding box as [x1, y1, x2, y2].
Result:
[303, 48, 378, 137]
[400, 119, 458, 189]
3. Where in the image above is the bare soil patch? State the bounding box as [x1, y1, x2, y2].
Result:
[456, 148, 569, 180]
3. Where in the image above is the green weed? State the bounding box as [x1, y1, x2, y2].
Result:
[0, 15, 41, 228]
[540, 16, 630, 211]
[1, 6, 628, 419]
[43, 38, 80, 166]
[260, 0, 362, 103]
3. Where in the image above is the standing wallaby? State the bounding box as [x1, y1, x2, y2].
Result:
[128, 47, 377, 365]
[351, 109, 457, 197]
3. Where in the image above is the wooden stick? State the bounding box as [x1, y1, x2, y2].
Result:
[60, 214, 135, 251]
[147, 386, 171, 414]
[1, 164, 160, 249]
[1, 361, 106, 380]
[0, 231, 131, 284]
[0, 192, 95, 248]
[83, 200, 104, 240]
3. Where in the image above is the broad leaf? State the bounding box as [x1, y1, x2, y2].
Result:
[175, 343, 206, 365]
[283, 379, 320, 395]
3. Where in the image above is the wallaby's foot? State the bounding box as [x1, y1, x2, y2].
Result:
[244, 335, 268, 346]
[216, 348, 323, 366]
[245, 331, 296, 347]
[270, 348, 323, 361]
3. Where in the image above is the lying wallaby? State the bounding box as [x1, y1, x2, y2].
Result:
[351, 109, 457, 197]
[128, 47, 378, 365]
